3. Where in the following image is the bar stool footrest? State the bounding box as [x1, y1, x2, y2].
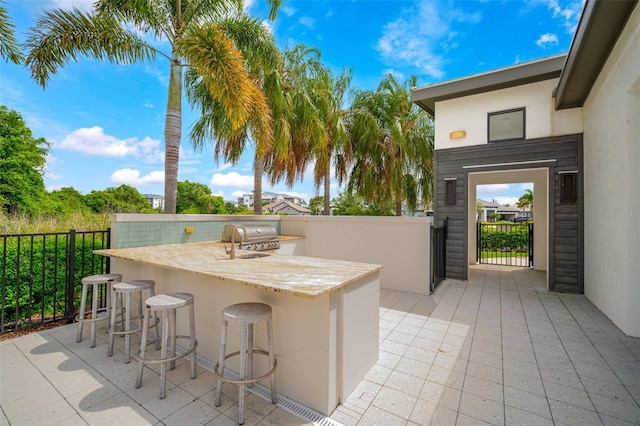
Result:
[214, 350, 277, 385]
[132, 337, 198, 365]
[75, 309, 109, 323]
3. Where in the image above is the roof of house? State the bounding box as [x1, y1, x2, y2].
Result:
[477, 199, 499, 208]
[555, 0, 637, 109]
[264, 200, 311, 214]
[411, 55, 566, 116]
[411, 0, 638, 115]
[497, 205, 522, 213]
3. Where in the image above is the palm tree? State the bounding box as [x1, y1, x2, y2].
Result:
[348, 74, 434, 216]
[0, 0, 23, 64]
[24, 0, 280, 214]
[517, 189, 533, 212]
[268, 45, 330, 212]
[188, 44, 329, 215]
[186, 15, 281, 215]
[311, 68, 352, 215]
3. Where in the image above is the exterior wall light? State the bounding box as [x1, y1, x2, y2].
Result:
[449, 130, 466, 139]
[184, 227, 194, 234]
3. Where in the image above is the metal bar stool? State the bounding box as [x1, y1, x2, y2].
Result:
[214, 302, 277, 425]
[76, 273, 122, 348]
[135, 292, 197, 399]
[108, 280, 159, 363]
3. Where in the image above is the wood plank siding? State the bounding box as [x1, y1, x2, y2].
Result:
[434, 134, 584, 292]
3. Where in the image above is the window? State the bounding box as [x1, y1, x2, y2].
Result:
[488, 108, 525, 142]
[445, 179, 456, 205]
[560, 172, 577, 204]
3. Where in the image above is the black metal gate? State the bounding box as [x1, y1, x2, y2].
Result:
[477, 222, 533, 267]
[431, 218, 447, 292]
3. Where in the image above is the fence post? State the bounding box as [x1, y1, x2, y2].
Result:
[106, 227, 111, 272]
[66, 229, 76, 324]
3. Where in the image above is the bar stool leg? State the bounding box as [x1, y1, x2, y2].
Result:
[90, 282, 99, 348]
[238, 323, 248, 425]
[189, 302, 197, 379]
[76, 282, 89, 343]
[136, 307, 151, 389]
[214, 320, 228, 407]
[123, 292, 132, 363]
[159, 309, 170, 399]
[247, 324, 254, 389]
[267, 316, 277, 403]
[169, 308, 177, 371]
[107, 288, 119, 357]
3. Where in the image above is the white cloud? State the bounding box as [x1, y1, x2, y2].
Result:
[49, 0, 94, 10]
[281, 5, 296, 16]
[110, 169, 164, 186]
[215, 162, 234, 172]
[58, 126, 164, 163]
[376, 2, 481, 80]
[517, 183, 534, 192]
[477, 184, 511, 195]
[299, 16, 315, 29]
[381, 68, 405, 80]
[231, 190, 246, 199]
[59, 127, 136, 157]
[493, 196, 519, 206]
[536, 32, 559, 48]
[210, 172, 256, 188]
[46, 170, 62, 180]
[144, 66, 169, 86]
[542, 0, 584, 33]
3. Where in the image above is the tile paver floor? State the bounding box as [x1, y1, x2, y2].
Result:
[2, 265, 640, 425]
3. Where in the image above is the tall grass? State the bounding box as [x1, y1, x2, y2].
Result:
[0, 212, 111, 235]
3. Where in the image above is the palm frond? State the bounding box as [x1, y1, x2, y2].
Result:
[25, 7, 156, 87]
[0, 0, 23, 64]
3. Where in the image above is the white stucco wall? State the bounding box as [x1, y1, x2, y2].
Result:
[582, 5, 640, 337]
[435, 78, 583, 150]
[281, 216, 432, 295]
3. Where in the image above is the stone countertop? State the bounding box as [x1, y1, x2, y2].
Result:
[94, 240, 382, 299]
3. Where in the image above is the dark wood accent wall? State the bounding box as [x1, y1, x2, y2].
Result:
[433, 134, 584, 292]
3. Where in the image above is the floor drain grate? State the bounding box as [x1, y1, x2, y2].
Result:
[222, 370, 344, 426]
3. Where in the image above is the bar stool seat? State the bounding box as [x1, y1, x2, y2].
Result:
[135, 292, 197, 399]
[76, 273, 122, 347]
[108, 280, 159, 363]
[214, 302, 277, 425]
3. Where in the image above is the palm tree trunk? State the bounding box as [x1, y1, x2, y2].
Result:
[323, 159, 331, 215]
[163, 58, 182, 214]
[253, 153, 263, 215]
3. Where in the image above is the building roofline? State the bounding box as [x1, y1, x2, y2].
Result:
[411, 0, 638, 116]
[555, 0, 638, 109]
[411, 55, 566, 116]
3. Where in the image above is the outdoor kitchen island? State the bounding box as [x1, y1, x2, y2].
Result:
[95, 240, 382, 416]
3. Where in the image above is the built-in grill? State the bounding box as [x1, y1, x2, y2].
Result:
[221, 224, 280, 251]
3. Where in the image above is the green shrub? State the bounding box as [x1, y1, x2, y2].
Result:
[1, 231, 109, 329]
[478, 224, 529, 252]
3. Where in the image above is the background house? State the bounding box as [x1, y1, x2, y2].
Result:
[237, 191, 305, 208]
[412, 0, 639, 336]
[263, 200, 312, 216]
[143, 194, 164, 211]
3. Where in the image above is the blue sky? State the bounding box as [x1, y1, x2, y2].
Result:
[1, 0, 583, 206]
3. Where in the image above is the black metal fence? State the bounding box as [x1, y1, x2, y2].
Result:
[0, 229, 110, 335]
[477, 222, 533, 267]
[431, 217, 448, 292]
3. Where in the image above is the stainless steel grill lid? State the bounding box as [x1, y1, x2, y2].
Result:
[221, 224, 280, 251]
